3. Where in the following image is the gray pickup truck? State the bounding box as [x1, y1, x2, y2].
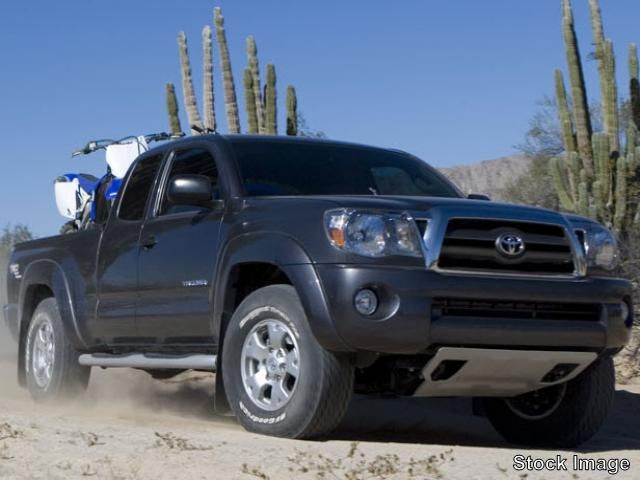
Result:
[3, 135, 633, 446]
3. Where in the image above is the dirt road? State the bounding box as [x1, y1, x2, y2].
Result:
[0, 351, 639, 480]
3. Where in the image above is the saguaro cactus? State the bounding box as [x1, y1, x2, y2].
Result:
[264, 64, 277, 135]
[286, 86, 298, 136]
[244, 68, 258, 134]
[629, 43, 640, 154]
[589, 0, 620, 154]
[551, 0, 640, 234]
[246, 36, 265, 134]
[165, 82, 183, 136]
[177, 32, 203, 134]
[562, 0, 593, 175]
[202, 25, 217, 132]
[214, 7, 241, 134]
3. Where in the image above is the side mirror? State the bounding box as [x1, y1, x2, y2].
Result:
[167, 174, 213, 206]
[468, 193, 491, 201]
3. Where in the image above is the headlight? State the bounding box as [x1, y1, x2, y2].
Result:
[324, 209, 423, 258]
[581, 223, 619, 271]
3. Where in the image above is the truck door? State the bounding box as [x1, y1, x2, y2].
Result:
[93, 152, 164, 345]
[135, 146, 223, 347]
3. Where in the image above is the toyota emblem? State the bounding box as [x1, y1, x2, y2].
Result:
[496, 233, 526, 257]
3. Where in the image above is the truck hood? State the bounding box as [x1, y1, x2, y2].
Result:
[303, 195, 574, 225]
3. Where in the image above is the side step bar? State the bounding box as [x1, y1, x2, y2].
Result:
[78, 353, 217, 371]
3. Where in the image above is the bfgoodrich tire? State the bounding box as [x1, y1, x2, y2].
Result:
[25, 298, 91, 402]
[482, 355, 615, 448]
[222, 285, 353, 438]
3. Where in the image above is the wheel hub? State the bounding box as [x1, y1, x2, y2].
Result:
[505, 383, 567, 420]
[32, 319, 55, 389]
[240, 319, 300, 411]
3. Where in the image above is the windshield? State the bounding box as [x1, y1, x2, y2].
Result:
[230, 140, 462, 198]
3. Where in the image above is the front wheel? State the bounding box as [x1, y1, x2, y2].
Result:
[222, 285, 354, 438]
[25, 298, 91, 402]
[482, 356, 615, 448]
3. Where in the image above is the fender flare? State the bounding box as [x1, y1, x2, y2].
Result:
[211, 231, 349, 352]
[211, 232, 351, 414]
[18, 259, 87, 350]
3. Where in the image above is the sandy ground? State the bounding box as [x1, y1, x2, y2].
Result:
[0, 317, 639, 480]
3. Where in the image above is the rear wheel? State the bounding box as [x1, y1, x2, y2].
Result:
[222, 285, 353, 438]
[25, 298, 90, 402]
[482, 356, 615, 448]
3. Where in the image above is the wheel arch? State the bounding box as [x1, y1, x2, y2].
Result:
[211, 232, 350, 413]
[16, 260, 85, 387]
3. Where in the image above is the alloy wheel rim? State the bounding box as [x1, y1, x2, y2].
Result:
[32, 319, 55, 389]
[240, 318, 300, 411]
[505, 383, 567, 420]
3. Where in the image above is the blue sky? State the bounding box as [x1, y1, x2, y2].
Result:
[1, 0, 639, 236]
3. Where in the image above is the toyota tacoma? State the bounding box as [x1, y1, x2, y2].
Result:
[3, 135, 634, 446]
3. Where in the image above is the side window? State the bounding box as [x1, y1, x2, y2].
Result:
[118, 154, 163, 221]
[159, 148, 218, 216]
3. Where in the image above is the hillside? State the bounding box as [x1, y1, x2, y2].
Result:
[439, 155, 531, 201]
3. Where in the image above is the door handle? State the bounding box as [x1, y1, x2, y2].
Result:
[141, 235, 158, 249]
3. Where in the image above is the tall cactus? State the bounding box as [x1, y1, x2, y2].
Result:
[165, 82, 183, 136]
[562, 0, 594, 176]
[552, 0, 639, 235]
[286, 86, 298, 136]
[202, 25, 217, 132]
[246, 36, 265, 134]
[214, 7, 241, 134]
[264, 64, 277, 135]
[244, 68, 258, 134]
[629, 43, 640, 154]
[177, 32, 203, 134]
[589, 0, 620, 154]
[555, 70, 576, 153]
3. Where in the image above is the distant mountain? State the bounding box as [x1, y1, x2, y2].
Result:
[438, 155, 531, 201]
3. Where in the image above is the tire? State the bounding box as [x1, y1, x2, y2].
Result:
[25, 298, 91, 402]
[482, 355, 615, 448]
[60, 221, 78, 235]
[222, 285, 353, 439]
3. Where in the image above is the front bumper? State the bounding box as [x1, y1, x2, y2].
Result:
[2, 304, 19, 342]
[314, 264, 633, 354]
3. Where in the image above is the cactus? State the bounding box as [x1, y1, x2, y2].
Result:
[244, 68, 258, 134]
[264, 64, 277, 135]
[286, 86, 298, 136]
[165, 82, 183, 136]
[629, 44, 640, 154]
[561, 0, 594, 176]
[554, 70, 576, 153]
[214, 7, 241, 134]
[246, 36, 265, 134]
[588, 0, 618, 153]
[552, 0, 640, 235]
[177, 32, 203, 134]
[202, 26, 217, 132]
[603, 40, 620, 153]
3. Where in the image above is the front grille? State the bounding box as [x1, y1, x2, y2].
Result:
[437, 219, 575, 276]
[432, 298, 601, 322]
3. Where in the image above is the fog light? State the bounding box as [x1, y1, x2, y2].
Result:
[354, 289, 378, 316]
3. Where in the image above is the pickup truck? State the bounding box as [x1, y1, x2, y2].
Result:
[3, 135, 633, 446]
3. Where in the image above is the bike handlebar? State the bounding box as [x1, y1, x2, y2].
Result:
[71, 132, 173, 157]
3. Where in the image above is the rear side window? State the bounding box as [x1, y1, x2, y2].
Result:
[118, 154, 163, 221]
[159, 148, 218, 215]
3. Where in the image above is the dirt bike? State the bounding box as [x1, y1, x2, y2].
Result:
[54, 133, 175, 234]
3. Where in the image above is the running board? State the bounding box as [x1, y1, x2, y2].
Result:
[78, 353, 217, 371]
